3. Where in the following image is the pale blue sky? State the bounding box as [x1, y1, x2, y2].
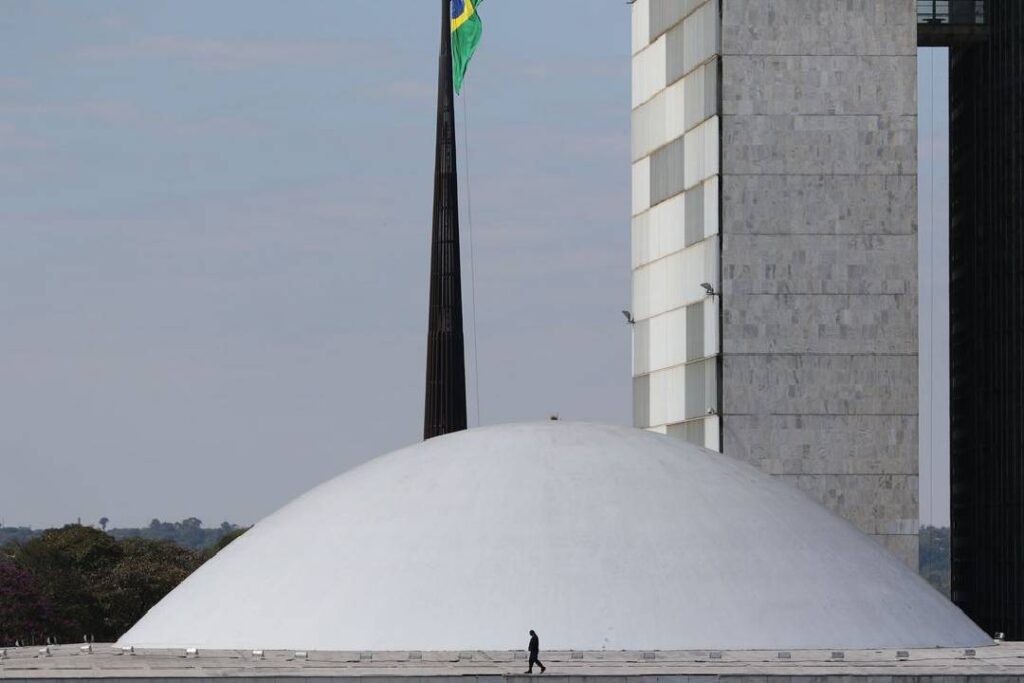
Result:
[0, 1, 631, 529]
[918, 47, 950, 527]
[0, 4, 949, 528]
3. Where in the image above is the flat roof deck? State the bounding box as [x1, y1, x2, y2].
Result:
[1, 642, 1021, 680]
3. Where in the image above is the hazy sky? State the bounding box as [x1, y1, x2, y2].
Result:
[918, 48, 950, 527]
[1, 3, 949, 529]
[0, 1, 631, 529]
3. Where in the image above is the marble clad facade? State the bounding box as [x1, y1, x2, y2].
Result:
[630, 0, 919, 567]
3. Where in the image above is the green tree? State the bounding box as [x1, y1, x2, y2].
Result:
[98, 517, 109, 531]
[95, 539, 200, 638]
[3, 521, 241, 643]
[201, 527, 248, 562]
[12, 526, 120, 641]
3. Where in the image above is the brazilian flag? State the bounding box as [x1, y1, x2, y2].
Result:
[451, 0, 483, 94]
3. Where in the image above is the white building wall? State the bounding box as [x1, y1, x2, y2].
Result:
[630, 0, 721, 450]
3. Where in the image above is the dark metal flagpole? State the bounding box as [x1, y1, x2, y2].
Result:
[423, 0, 468, 440]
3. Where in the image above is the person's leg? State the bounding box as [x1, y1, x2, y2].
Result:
[526, 653, 537, 673]
[538, 658, 545, 673]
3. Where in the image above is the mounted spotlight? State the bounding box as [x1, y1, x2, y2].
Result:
[621, 310, 635, 324]
[700, 282, 718, 296]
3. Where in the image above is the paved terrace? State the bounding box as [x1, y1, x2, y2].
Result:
[1, 642, 1022, 681]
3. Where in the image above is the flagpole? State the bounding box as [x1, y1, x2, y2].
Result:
[423, 0, 468, 440]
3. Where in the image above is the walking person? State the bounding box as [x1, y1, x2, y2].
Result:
[525, 629, 546, 674]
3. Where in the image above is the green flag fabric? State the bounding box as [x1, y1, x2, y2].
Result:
[451, 0, 482, 94]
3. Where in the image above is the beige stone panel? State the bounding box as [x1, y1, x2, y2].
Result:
[721, 174, 917, 236]
[722, 354, 918, 416]
[721, 0, 917, 57]
[722, 414, 917, 477]
[721, 293, 917, 355]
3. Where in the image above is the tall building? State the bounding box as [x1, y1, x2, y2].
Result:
[630, 0, 920, 567]
[946, 0, 1024, 641]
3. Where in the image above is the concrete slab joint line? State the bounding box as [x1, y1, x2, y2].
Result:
[10, 642, 1024, 679]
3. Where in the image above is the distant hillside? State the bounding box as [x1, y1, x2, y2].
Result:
[1, 518, 241, 552]
[0, 526, 38, 547]
[109, 518, 240, 550]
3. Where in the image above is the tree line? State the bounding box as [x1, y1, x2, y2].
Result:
[0, 521, 245, 646]
[1, 517, 242, 552]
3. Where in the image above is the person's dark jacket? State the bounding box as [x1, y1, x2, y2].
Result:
[529, 634, 539, 654]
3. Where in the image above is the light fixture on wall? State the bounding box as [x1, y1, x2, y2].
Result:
[621, 310, 635, 324]
[700, 282, 718, 297]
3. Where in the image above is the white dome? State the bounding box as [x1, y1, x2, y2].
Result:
[120, 422, 988, 651]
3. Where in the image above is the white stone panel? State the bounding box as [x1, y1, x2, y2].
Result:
[704, 415, 721, 450]
[647, 364, 688, 427]
[684, 60, 718, 130]
[631, 192, 686, 269]
[684, 115, 720, 190]
[703, 175, 719, 239]
[679, 0, 719, 77]
[633, 306, 689, 376]
[631, 36, 666, 109]
[632, 238, 720, 321]
[688, 0, 720, 72]
[631, 156, 650, 217]
[631, 0, 651, 56]
[704, 292, 720, 357]
[631, 78, 687, 162]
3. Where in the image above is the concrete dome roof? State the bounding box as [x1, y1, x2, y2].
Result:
[120, 422, 988, 651]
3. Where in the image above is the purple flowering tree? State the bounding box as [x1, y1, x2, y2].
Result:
[0, 561, 58, 646]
